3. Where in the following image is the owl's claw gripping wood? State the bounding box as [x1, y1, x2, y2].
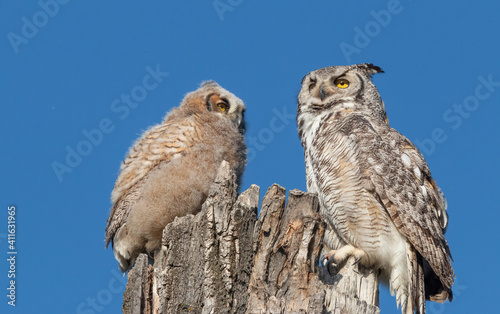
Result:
[323, 245, 366, 275]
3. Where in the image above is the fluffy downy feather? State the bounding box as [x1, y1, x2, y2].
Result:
[105, 81, 246, 272]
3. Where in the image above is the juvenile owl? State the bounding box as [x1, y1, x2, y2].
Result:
[297, 64, 454, 314]
[105, 81, 246, 272]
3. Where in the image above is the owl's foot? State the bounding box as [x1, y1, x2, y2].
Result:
[322, 245, 365, 275]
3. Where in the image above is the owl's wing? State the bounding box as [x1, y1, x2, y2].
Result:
[390, 130, 449, 233]
[104, 114, 200, 248]
[314, 114, 453, 290]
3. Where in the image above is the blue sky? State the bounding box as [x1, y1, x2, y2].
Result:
[1, 1, 499, 313]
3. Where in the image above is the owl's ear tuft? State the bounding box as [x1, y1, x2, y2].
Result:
[362, 63, 384, 76]
[201, 80, 219, 88]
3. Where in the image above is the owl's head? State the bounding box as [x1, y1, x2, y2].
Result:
[182, 81, 246, 132]
[297, 63, 386, 123]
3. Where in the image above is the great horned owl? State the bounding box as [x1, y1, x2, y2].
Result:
[105, 81, 247, 272]
[297, 64, 454, 314]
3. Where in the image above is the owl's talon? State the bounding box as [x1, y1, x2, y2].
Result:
[322, 245, 366, 275]
[326, 255, 340, 276]
[320, 249, 340, 276]
[321, 249, 336, 266]
[327, 263, 340, 276]
[321, 257, 329, 268]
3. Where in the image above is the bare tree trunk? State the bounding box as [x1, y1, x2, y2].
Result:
[122, 161, 380, 314]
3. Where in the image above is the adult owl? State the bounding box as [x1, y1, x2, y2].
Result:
[105, 81, 246, 272]
[297, 64, 454, 314]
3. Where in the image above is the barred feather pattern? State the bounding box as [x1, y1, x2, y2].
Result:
[297, 64, 454, 313]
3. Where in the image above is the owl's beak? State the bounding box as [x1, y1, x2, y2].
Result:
[319, 84, 330, 101]
[238, 117, 246, 134]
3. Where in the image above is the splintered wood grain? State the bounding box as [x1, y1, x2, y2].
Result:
[123, 161, 380, 314]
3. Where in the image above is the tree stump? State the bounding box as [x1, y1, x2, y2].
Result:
[122, 161, 380, 313]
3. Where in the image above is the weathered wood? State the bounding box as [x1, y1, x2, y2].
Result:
[247, 185, 326, 313]
[320, 259, 380, 314]
[122, 254, 153, 314]
[122, 162, 380, 313]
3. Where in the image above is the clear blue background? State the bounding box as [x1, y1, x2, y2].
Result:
[1, 1, 499, 313]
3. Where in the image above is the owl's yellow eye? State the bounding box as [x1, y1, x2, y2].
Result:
[217, 102, 228, 112]
[335, 79, 349, 89]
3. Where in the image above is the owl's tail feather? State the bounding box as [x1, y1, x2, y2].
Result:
[406, 245, 453, 314]
[406, 243, 426, 314]
[423, 258, 453, 303]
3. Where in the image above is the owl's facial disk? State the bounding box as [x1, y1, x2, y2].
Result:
[206, 92, 245, 130]
[307, 73, 356, 102]
[300, 64, 383, 108]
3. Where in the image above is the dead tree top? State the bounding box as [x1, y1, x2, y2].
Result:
[123, 161, 380, 314]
